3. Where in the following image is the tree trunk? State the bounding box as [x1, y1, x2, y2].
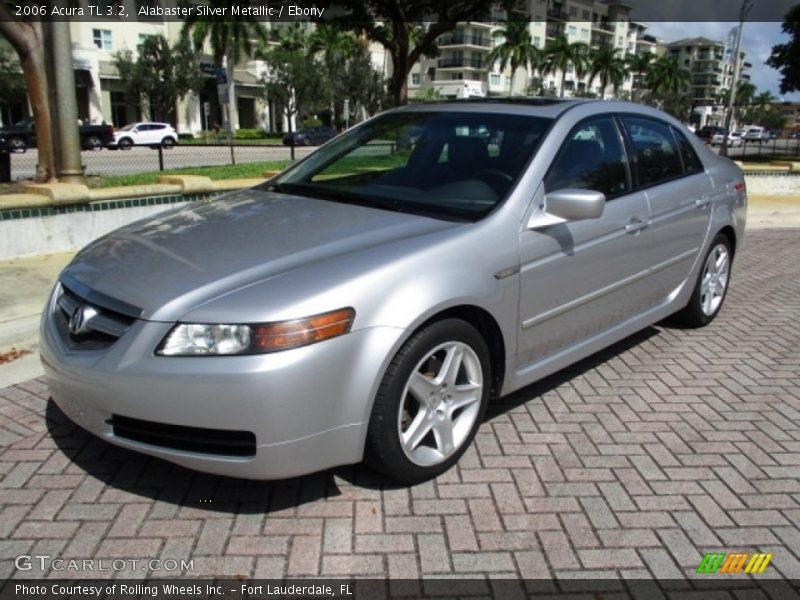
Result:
[0, 20, 56, 182]
[389, 51, 409, 106]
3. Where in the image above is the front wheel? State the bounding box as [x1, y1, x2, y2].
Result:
[365, 319, 490, 484]
[117, 138, 133, 150]
[672, 233, 733, 327]
[161, 136, 175, 149]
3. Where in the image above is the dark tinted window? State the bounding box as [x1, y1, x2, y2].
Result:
[623, 116, 683, 187]
[544, 116, 629, 197]
[673, 127, 704, 174]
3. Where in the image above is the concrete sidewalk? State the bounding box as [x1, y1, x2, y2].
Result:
[0, 195, 798, 389]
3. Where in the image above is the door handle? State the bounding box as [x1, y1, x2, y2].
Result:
[695, 195, 712, 208]
[625, 218, 650, 234]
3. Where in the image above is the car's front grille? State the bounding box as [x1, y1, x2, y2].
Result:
[111, 415, 256, 458]
[54, 281, 137, 350]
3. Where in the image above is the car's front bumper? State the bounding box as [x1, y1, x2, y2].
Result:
[40, 285, 402, 480]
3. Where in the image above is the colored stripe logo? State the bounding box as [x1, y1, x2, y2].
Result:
[697, 552, 773, 574]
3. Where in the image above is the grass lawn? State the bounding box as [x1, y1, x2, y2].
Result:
[84, 160, 292, 189]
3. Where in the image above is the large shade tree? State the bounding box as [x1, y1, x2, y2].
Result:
[0, 18, 55, 181]
[113, 35, 203, 124]
[329, 0, 515, 105]
[487, 21, 543, 95]
[182, 4, 267, 130]
[767, 4, 800, 94]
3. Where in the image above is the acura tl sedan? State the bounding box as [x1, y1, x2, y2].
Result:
[41, 99, 746, 483]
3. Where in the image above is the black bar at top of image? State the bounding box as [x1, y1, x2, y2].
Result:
[2, 579, 800, 600]
[3, 0, 799, 23]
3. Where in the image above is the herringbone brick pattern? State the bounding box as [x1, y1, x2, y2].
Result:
[1, 229, 799, 581]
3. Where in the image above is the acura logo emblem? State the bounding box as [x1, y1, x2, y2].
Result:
[68, 305, 98, 336]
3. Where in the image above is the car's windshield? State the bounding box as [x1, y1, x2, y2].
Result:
[118, 124, 135, 131]
[267, 111, 552, 221]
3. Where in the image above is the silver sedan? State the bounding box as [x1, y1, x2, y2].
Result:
[40, 99, 746, 483]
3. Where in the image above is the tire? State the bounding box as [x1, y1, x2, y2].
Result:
[118, 138, 133, 150]
[8, 137, 26, 153]
[161, 136, 175, 149]
[84, 136, 102, 151]
[672, 233, 733, 327]
[365, 319, 491, 484]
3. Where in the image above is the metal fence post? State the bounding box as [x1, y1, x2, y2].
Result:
[158, 145, 164, 171]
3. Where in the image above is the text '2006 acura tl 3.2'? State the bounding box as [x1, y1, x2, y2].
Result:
[41, 99, 746, 483]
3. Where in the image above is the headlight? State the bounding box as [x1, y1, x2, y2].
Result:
[157, 307, 355, 356]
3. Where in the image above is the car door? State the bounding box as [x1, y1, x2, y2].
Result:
[619, 115, 713, 307]
[517, 115, 654, 368]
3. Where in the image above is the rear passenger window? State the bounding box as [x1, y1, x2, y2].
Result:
[622, 116, 683, 187]
[673, 127, 704, 174]
[544, 116, 629, 197]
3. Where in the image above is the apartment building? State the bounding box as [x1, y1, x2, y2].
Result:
[666, 37, 751, 127]
[409, 0, 644, 100]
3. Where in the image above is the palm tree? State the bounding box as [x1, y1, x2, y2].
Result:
[544, 35, 589, 97]
[309, 24, 358, 126]
[276, 23, 312, 53]
[626, 52, 654, 101]
[588, 46, 626, 99]
[735, 80, 756, 107]
[182, 7, 267, 133]
[754, 90, 775, 108]
[486, 21, 543, 95]
[647, 56, 691, 96]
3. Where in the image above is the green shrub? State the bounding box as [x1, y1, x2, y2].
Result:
[177, 133, 194, 140]
[233, 128, 267, 140]
[301, 117, 322, 128]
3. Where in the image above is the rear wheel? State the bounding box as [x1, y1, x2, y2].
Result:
[365, 319, 490, 484]
[8, 137, 25, 153]
[672, 233, 732, 327]
[84, 136, 102, 151]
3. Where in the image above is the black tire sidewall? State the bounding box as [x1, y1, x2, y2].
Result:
[366, 318, 491, 484]
[682, 234, 733, 327]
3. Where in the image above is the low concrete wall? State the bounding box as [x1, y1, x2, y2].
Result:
[0, 175, 270, 260]
[743, 173, 800, 196]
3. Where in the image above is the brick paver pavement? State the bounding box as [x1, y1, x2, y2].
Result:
[1, 229, 799, 582]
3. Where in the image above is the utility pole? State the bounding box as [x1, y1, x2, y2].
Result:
[51, 21, 85, 183]
[720, 0, 754, 158]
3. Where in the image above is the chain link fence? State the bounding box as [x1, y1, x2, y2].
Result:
[4, 142, 317, 183]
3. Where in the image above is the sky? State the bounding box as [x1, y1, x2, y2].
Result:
[646, 22, 799, 102]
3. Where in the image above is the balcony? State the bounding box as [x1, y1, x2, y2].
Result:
[438, 57, 485, 69]
[547, 8, 567, 20]
[546, 24, 564, 38]
[439, 34, 491, 48]
[592, 21, 614, 33]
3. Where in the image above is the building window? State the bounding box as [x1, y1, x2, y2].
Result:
[411, 73, 420, 85]
[618, 36, 623, 46]
[582, 9, 590, 18]
[569, 6, 577, 16]
[568, 25, 577, 36]
[581, 29, 588, 39]
[534, 36, 541, 46]
[566, 63, 574, 74]
[490, 73, 501, 86]
[93, 29, 112, 50]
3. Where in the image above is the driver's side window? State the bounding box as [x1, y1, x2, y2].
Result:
[544, 116, 630, 198]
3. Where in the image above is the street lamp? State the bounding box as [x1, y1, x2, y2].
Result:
[720, 0, 754, 158]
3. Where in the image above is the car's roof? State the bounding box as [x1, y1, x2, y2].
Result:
[396, 97, 587, 119]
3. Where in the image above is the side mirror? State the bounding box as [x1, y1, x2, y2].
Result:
[543, 188, 605, 221]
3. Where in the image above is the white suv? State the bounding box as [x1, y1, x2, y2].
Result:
[111, 122, 178, 150]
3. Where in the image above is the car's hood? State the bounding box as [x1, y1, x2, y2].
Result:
[62, 189, 458, 320]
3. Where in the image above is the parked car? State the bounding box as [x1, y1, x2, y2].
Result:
[711, 129, 744, 147]
[0, 118, 115, 152]
[109, 122, 178, 150]
[788, 131, 799, 140]
[743, 126, 769, 142]
[41, 99, 746, 483]
[282, 126, 336, 146]
[696, 125, 725, 143]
